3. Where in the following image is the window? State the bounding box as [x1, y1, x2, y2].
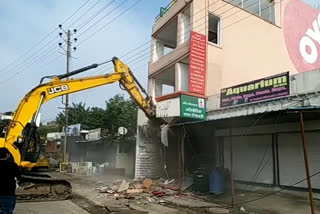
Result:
[231, 0, 243, 7]
[208, 14, 221, 45]
[261, 0, 275, 23]
[243, 0, 259, 15]
[226, 0, 275, 23]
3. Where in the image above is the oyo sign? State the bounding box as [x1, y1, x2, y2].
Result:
[283, 0, 320, 72]
[300, 16, 320, 64]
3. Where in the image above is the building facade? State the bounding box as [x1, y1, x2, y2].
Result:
[135, 0, 320, 193]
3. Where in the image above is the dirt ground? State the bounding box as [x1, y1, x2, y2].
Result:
[45, 172, 320, 214]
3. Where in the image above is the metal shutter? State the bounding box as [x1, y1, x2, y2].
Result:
[278, 132, 320, 189]
[224, 135, 273, 184]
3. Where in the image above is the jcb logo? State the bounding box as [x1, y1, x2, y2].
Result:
[47, 85, 70, 95]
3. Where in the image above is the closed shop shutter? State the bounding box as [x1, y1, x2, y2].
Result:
[278, 132, 320, 189]
[224, 135, 274, 184]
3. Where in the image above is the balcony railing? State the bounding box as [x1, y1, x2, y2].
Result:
[155, 0, 177, 22]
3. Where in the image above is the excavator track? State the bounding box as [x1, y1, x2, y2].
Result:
[16, 173, 72, 202]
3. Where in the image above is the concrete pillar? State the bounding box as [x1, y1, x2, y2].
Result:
[177, 6, 191, 46]
[175, 62, 190, 92]
[151, 38, 164, 63]
[155, 79, 163, 97]
[148, 78, 163, 103]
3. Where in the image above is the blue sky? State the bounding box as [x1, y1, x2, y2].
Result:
[0, 0, 171, 123]
[302, 0, 319, 7]
[0, 0, 318, 123]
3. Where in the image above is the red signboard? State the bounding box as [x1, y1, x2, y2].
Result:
[189, 31, 207, 95]
[283, 0, 320, 73]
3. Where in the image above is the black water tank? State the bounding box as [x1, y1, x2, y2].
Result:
[193, 168, 209, 193]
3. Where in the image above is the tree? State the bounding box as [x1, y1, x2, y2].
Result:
[55, 95, 138, 138]
[56, 102, 105, 130]
[38, 125, 60, 141]
[103, 94, 138, 137]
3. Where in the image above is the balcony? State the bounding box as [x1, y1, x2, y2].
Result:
[149, 55, 190, 99]
[152, 0, 192, 35]
[150, 4, 191, 75]
[149, 41, 190, 76]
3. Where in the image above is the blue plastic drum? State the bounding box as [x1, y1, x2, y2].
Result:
[209, 169, 225, 194]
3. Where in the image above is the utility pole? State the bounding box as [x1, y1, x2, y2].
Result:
[58, 25, 77, 164]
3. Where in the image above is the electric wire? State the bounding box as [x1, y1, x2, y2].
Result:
[0, 0, 91, 75]
[89, 0, 254, 74]
[61, 0, 92, 25]
[54, 0, 283, 105]
[0, 0, 122, 87]
[0, 37, 60, 78]
[66, 0, 104, 29]
[77, 0, 143, 46]
[3, 0, 134, 83]
[99, 0, 267, 70]
[76, 0, 116, 30]
[27, 0, 145, 104]
[77, 0, 129, 37]
[0, 48, 60, 84]
[1, 0, 282, 89]
[75, 0, 283, 103]
[241, 111, 284, 192]
[234, 170, 320, 206]
[3, 0, 276, 84]
[95, 0, 283, 76]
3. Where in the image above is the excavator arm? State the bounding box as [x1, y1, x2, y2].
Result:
[0, 57, 156, 167]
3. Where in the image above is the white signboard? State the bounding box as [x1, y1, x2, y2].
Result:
[67, 124, 81, 136]
[0, 114, 12, 120]
[87, 128, 101, 141]
[47, 132, 63, 141]
[156, 97, 180, 118]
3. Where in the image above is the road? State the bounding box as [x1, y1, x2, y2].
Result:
[15, 200, 90, 214]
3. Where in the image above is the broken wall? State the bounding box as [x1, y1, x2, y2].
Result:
[135, 110, 164, 178]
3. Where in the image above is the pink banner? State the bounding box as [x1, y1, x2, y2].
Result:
[283, 0, 320, 73]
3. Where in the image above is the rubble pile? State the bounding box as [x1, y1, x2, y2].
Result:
[94, 178, 231, 213]
[96, 178, 184, 204]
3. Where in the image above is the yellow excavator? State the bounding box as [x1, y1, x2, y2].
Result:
[0, 57, 159, 201]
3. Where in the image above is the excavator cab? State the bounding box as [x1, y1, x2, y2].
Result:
[19, 123, 41, 164]
[0, 120, 9, 138]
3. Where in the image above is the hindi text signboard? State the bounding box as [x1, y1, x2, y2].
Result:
[181, 94, 206, 120]
[189, 31, 207, 95]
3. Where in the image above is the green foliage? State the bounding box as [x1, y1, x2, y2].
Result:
[38, 125, 59, 142]
[56, 102, 105, 130]
[103, 94, 138, 137]
[55, 94, 138, 138]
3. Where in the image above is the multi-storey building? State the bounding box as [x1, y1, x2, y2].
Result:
[135, 0, 320, 194]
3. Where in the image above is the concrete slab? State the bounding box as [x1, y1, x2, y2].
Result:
[164, 196, 221, 208]
[207, 207, 230, 214]
[15, 201, 89, 214]
[129, 203, 179, 214]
